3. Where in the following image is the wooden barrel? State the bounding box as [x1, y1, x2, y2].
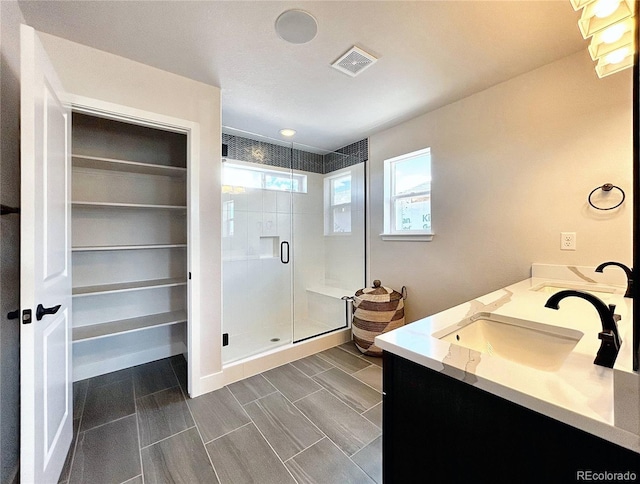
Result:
[352, 280, 405, 356]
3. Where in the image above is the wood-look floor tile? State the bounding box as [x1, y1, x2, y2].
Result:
[170, 354, 187, 368]
[291, 354, 334, 377]
[337, 341, 361, 356]
[285, 437, 374, 484]
[206, 424, 295, 484]
[262, 364, 321, 402]
[170, 356, 188, 396]
[351, 436, 382, 484]
[313, 368, 381, 413]
[142, 427, 219, 484]
[337, 342, 383, 367]
[295, 390, 380, 456]
[58, 418, 80, 484]
[80, 378, 135, 432]
[121, 476, 143, 484]
[69, 415, 140, 484]
[87, 367, 133, 390]
[363, 402, 382, 428]
[187, 386, 250, 443]
[132, 359, 179, 398]
[137, 386, 194, 447]
[359, 353, 383, 368]
[352, 365, 383, 393]
[73, 380, 88, 420]
[244, 392, 323, 460]
[317, 347, 371, 374]
[227, 374, 277, 405]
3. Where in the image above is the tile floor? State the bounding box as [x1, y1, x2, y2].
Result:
[60, 341, 383, 484]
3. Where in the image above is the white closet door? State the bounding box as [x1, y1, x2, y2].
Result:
[20, 24, 72, 484]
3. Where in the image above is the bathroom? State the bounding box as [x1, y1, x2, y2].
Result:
[0, 1, 637, 482]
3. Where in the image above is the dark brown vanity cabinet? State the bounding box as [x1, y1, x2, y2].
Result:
[382, 352, 640, 483]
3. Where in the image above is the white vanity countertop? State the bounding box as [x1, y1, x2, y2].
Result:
[375, 264, 640, 454]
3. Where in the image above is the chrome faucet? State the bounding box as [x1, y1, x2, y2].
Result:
[544, 290, 622, 369]
[595, 261, 633, 298]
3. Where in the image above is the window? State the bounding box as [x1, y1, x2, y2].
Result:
[383, 147, 432, 241]
[222, 200, 234, 237]
[222, 161, 307, 193]
[324, 172, 352, 234]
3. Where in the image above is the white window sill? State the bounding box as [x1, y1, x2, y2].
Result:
[380, 233, 434, 242]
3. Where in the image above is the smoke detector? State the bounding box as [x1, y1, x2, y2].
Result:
[331, 46, 378, 77]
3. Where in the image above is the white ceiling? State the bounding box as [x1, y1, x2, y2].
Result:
[18, 1, 586, 152]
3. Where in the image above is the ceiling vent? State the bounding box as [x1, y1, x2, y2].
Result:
[331, 46, 378, 77]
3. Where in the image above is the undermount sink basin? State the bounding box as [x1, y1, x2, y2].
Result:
[530, 281, 617, 298]
[432, 312, 583, 371]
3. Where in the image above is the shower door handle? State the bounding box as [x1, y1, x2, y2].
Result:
[280, 241, 290, 264]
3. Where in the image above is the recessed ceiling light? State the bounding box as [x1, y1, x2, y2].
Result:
[275, 10, 317, 44]
[279, 128, 296, 137]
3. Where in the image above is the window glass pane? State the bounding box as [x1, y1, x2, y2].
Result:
[223, 165, 262, 189]
[265, 174, 297, 191]
[331, 175, 351, 205]
[332, 205, 351, 233]
[393, 156, 431, 197]
[394, 195, 431, 231]
[223, 163, 306, 193]
[222, 200, 234, 237]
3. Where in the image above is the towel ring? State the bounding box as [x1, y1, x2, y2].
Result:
[588, 183, 625, 211]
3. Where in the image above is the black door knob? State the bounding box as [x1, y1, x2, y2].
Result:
[36, 304, 61, 321]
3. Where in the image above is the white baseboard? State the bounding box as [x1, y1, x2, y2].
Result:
[72, 341, 186, 381]
[194, 328, 351, 397]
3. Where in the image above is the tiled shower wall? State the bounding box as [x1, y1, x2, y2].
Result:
[222, 133, 368, 174]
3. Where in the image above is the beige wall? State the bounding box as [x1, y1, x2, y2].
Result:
[368, 50, 633, 323]
[37, 32, 223, 384]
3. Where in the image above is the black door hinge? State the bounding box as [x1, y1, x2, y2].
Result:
[222, 333, 229, 346]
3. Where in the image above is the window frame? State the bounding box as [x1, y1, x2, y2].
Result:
[324, 169, 352, 236]
[382, 147, 433, 241]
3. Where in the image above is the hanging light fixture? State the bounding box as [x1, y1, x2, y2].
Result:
[570, 0, 637, 78]
[578, 0, 634, 38]
[588, 17, 635, 59]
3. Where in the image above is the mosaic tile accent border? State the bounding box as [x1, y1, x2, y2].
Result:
[324, 139, 368, 174]
[222, 133, 368, 175]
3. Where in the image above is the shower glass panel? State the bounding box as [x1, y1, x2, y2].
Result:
[221, 130, 294, 364]
[221, 129, 366, 363]
[291, 143, 365, 342]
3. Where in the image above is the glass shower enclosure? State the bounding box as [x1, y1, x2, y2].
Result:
[221, 129, 366, 364]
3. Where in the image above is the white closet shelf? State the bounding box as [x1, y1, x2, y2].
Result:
[73, 310, 187, 343]
[73, 277, 187, 297]
[72, 201, 187, 210]
[72, 154, 187, 177]
[72, 243, 187, 252]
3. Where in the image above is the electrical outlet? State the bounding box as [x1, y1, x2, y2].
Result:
[561, 232, 576, 251]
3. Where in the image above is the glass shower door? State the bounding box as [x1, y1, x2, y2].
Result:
[292, 145, 366, 342]
[221, 131, 293, 364]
